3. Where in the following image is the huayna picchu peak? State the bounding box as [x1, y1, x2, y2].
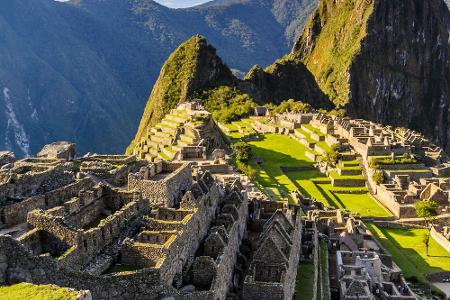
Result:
[294, 0, 450, 153]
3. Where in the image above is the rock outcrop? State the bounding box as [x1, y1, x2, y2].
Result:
[0, 151, 15, 167]
[240, 59, 331, 108]
[37, 141, 76, 161]
[294, 0, 450, 152]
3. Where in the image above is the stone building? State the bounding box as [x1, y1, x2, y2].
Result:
[0, 142, 265, 299]
[307, 209, 416, 299]
[242, 200, 302, 300]
[337, 251, 415, 300]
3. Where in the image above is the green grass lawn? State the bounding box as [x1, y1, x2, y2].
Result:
[294, 261, 315, 300]
[367, 224, 450, 284]
[247, 134, 320, 202]
[333, 192, 391, 217]
[0, 283, 79, 300]
[237, 134, 393, 216]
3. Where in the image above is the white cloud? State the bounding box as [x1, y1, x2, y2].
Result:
[153, 0, 211, 8]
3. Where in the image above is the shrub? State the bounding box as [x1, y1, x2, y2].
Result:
[196, 86, 256, 123]
[320, 144, 340, 167]
[233, 142, 252, 161]
[327, 108, 347, 117]
[236, 160, 257, 180]
[369, 156, 417, 167]
[272, 99, 312, 114]
[372, 170, 384, 184]
[415, 200, 439, 221]
[368, 159, 379, 169]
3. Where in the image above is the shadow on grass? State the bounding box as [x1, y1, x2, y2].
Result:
[371, 225, 448, 279]
[315, 184, 341, 208]
[246, 136, 321, 198]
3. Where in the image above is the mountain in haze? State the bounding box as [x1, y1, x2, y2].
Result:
[133, 0, 450, 154]
[0, 0, 317, 156]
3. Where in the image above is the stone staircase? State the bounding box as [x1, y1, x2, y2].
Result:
[133, 109, 201, 161]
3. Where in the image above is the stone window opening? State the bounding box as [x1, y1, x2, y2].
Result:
[83, 239, 88, 251]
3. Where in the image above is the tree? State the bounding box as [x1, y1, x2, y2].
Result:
[414, 200, 439, 256]
[271, 99, 312, 114]
[320, 144, 340, 167]
[233, 142, 252, 161]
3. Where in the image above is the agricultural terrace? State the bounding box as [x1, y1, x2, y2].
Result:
[222, 115, 449, 298]
[223, 119, 391, 217]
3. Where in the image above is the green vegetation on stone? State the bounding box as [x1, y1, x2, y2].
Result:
[235, 133, 390, 216]
[132, 35, 233, 146]
[0, 283, 79, 300]
[265, 99, 312, 116]
[294, 261, 315, 300]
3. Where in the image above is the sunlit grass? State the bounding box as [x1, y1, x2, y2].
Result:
[0, 283, 78, 300]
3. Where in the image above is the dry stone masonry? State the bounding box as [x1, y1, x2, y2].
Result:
[0, 133, 303, 299]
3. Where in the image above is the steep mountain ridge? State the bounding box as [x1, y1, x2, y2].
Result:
[132, 35, 235, 145]
[131, 34, 332, 146]
[0, 0, 317, 156]
[294, 0, 450, 152]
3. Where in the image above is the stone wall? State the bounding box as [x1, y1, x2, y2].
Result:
[431, 227, 450, 253]
[0, 235, 172, 299]
[375, 185, 417, 218]
[0, 163, 74, 205]
[193, 187, 248, 300]
[128, 162, 193, 207]
[26, 191, 149, 270]
[2, 177, 95, 227]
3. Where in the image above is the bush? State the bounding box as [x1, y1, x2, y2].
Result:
[372, 170, 384, 184]
[369, 155, 417, 167]
[196, 86, 256, 123]
[327, 108, 347, 117]
[233, 142, 252, 161]
[368, 159, 380, 169]
[415, 200, 439, 220]
[236, 160, 256, 180]
[320, 144, 340, 167]
[272, 99, 312, 114]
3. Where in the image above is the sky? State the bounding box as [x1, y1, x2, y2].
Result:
[55, 0, 211, 8]
[153, 0, 211, 8]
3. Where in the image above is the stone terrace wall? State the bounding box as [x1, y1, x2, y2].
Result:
[283, 214, 303, 300]
[431, 227, 450, 253]
[0, 235, 173, 299]
[26, 191, 149, 270]
[157, 184, 221, 286]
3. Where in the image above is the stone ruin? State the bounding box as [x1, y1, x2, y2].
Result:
[37, 141, 76, 161]
[133, 102, 227, 162]
[287, 113, 450, 219]
[306, 209, 416, 299]
[0, 140, 304, 300]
